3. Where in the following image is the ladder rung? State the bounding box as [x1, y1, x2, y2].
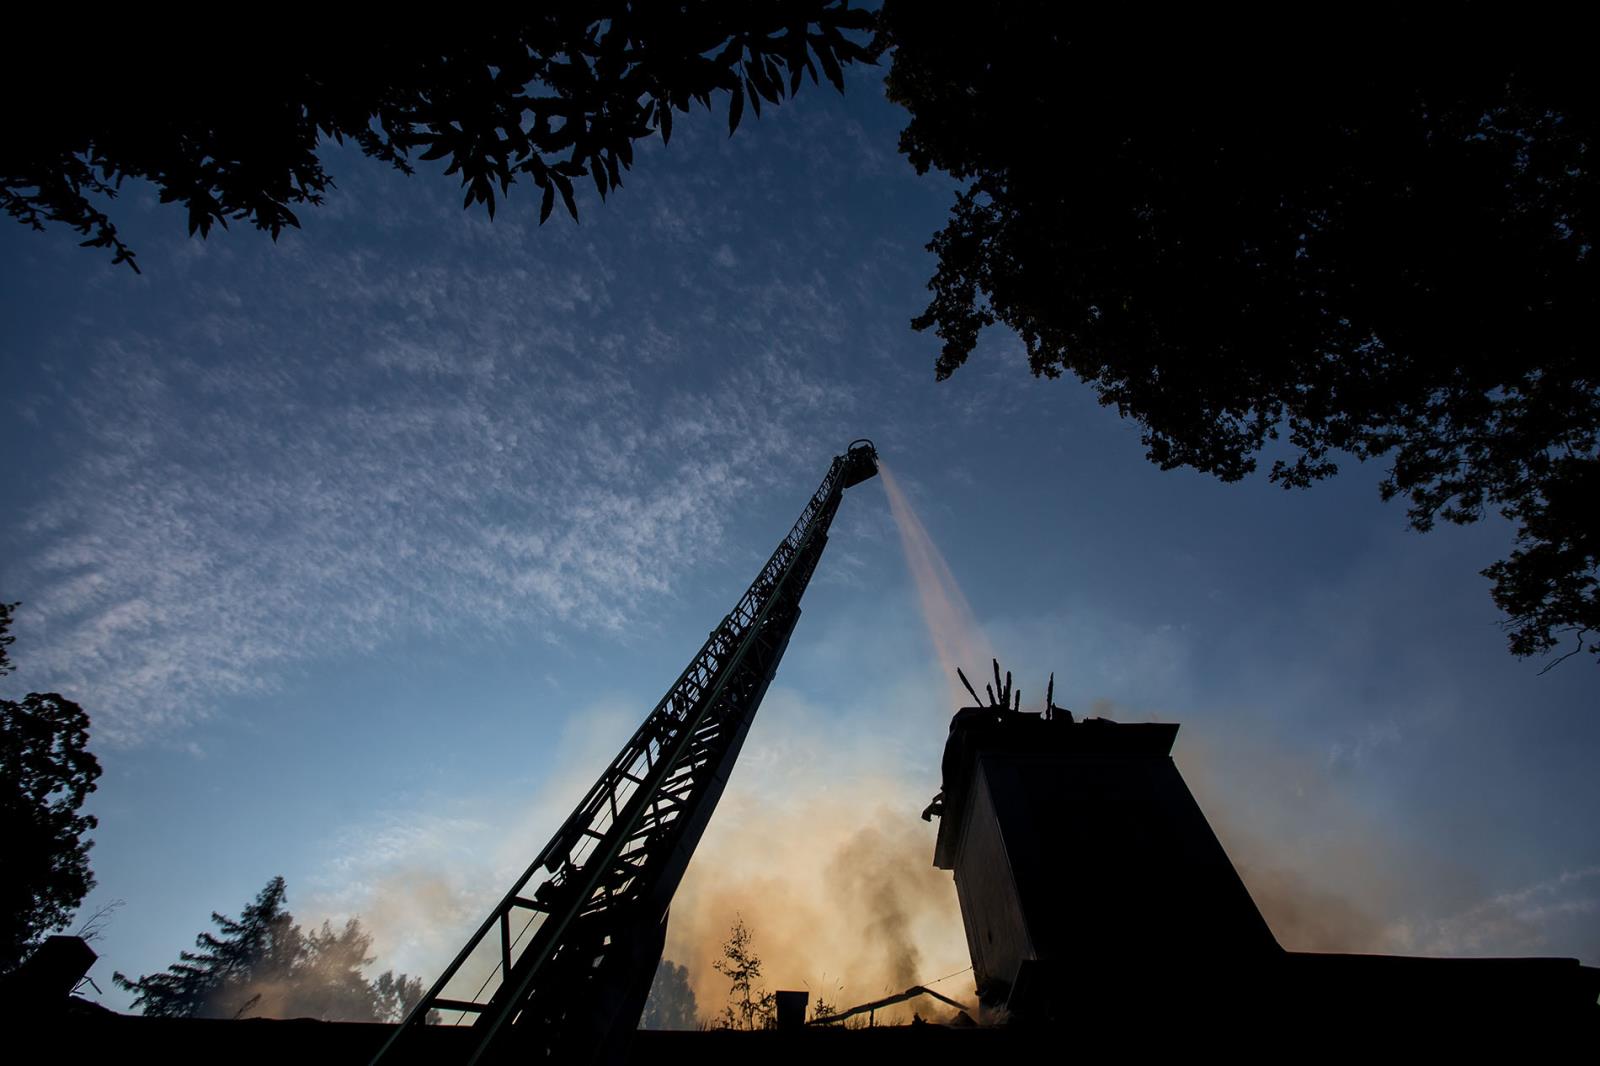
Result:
[432, 998, 488, 1013]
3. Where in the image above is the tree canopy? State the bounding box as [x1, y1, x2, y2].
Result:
[0, 603, 102, 971]
[881, 5, 1599, 665]
[3, 3, 875, 271]
[113, 876, 427, 1021]
[640, 958, 701, 1030]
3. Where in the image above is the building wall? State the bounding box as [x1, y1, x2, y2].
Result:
[950, 759, 1033, 1005]
[951, 748, 1280, 1003]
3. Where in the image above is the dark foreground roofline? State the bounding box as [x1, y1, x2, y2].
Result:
[13, 998, 1596, 1063]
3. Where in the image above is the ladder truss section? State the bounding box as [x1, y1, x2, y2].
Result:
[372, 440, 878, 1065]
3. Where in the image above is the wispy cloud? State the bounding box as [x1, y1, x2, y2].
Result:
[1388, 866, 1600, 958]
[3, 197, 877, 742]
[0, 75, 1001, 748]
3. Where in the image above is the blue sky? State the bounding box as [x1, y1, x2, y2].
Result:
[2, 61, 1596, 1014]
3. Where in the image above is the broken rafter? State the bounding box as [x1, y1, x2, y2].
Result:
[809, 984, 973, 1026]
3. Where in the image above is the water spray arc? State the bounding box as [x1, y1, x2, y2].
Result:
[878, 465, 994, 712]
[371, 441, 879, 1065]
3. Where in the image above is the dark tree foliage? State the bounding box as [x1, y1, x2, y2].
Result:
[0, 602, 14, 677]
[372, 968, 429, 1026]
[0, 603, 101, 971]
[640, 958, 701, 1030]
[113, 876, 427, 1021]
[881, 5, 1599, 665]
[3, 3, 875, 272]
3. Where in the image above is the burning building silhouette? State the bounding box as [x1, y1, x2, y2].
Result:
[10, 664, 1600, 1059]
[922, 662, 1600, 1028]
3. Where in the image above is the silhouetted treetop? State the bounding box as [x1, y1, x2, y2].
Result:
[114, 876, 427, 1022]
[113, 876, 298, 1019]
[714, 915, 774, 1030]
[0, 603, 101, 971]
[881, 5, 1598, 665]
[4, 3, 876, 270]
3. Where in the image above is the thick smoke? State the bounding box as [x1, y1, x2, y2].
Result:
[1173, 724, 1414, 954]
[323, 686, 1591, 1028]
[662, 766, 971, 1025]
[827, 825, 942, 991]
[313, 690, 975, 1027]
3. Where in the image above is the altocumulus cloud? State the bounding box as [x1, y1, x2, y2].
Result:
[4, 213, 862, 742]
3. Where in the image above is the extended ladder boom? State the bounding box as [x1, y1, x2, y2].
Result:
[373, 440, 878, 1064]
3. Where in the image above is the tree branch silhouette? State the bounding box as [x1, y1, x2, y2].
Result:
[3, 4, 877, 271]
[881, 5, 1598, 665]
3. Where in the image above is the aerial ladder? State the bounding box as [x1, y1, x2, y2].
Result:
[372, 440, 879, 1064]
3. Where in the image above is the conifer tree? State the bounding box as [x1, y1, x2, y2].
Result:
[114, 876, 295, 1017]
[114, 876, 429, 1021]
